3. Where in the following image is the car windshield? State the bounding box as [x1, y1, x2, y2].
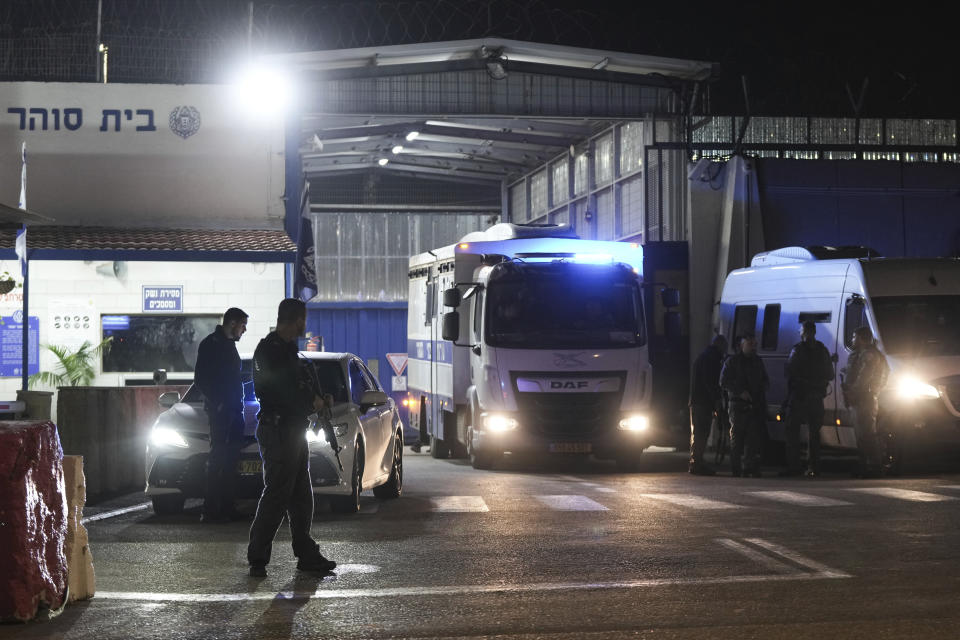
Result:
[872, 295, 960, 356]
[485, 268, 646, 349]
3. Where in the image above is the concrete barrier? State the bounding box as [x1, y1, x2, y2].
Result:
[62, 455, 95, 602]
[56, 386, 189, 499]
[0, 421, 68, 621]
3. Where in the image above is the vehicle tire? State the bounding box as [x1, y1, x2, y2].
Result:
[373, 432, 403, 499]
[467, 426, 496, 470]
[430, 434, 450, 459]
[151, 494, 185, 515]
[331, 442, 363, 514]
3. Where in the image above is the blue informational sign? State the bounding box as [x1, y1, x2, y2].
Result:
[0, 312, 39, 377]
[142, 286, 183, 312]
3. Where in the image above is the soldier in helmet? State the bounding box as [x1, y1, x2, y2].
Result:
[842, 326, 890, 478]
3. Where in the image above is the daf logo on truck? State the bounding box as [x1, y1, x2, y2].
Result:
[551, 380, 589, 390]
[406, 222, 660, 471]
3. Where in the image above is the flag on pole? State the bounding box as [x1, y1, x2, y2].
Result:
[15, 142, 27, 276]
[17, 142, 26, 210]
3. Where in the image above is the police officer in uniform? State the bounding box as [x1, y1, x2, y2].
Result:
[247, 298, 337, 577]
[194, 307, 248, 523]
[720, 334, 769, 477]
[842, 326, 890, 478]
[688, 334, 728, 475]
[781, 320, 835, 477]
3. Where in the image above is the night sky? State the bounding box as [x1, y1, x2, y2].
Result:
[3, 0, 957, 118]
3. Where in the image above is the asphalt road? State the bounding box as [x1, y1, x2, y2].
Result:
[5, 447, 960, 639]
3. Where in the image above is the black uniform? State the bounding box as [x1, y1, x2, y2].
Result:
[843, 344, 889, 476]
[246, 332, 322, 569]
[194, 325, 244, 519]
[784, 339, 834, 475]
[689, 344, 725, 471]
[720, 352, 768, 476]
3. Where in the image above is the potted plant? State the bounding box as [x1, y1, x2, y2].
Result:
[24, 338, 113, 419]
[0, 269, 21, 295]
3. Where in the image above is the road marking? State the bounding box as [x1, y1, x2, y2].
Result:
[81, 503, 151, 524]
[555, 475, 586, 483]
[937, 485, 960, 490]
[429, 496, 489, 512]
[594, 487, 617, 493]
[745, 491, 852, 507]
[535, 495, 609, 511]
[844, 487, 958, 503]
[716, 538, 797, 574]
[746, 538, 851, 578]
[640, 493, 741, 510]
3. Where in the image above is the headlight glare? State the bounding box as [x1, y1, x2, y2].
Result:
[619, 415, 649, 432]
[150, 427, 189, 448]
[896, 377, 940, 400]
[482, 414, 518, 432]
[305, 428, 328, 443]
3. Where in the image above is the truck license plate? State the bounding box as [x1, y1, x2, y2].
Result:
[548, 442, 592, 454]
[237, 459, 262, 474]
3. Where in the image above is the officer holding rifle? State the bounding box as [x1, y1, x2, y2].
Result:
[246, 298, 339, 578]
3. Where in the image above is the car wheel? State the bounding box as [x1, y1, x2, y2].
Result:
[467, 426, 496, 470]
[151, 494, 185, 515]
[430, 434, 450, 459]
[373, 431, 403, 499]
[331, 442, 363, 514]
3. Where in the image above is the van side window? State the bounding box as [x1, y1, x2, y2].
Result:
[732, 305, 758, 345]
[761, 304, 781, 351]
[845, 298, 868, 349]
[799, 311, 831, 324]
[473, 290, 484, 340]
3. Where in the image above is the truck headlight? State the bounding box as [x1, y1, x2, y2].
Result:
[896, 377, 941, 400]
[482, 414, 518, 432]
[619, 415, 649, 432]
[149, 427, 189, 448]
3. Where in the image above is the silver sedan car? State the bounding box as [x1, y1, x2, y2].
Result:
[144, 351, 404, 515]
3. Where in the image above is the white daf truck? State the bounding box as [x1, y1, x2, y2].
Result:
[717, 246, 960, 471]
[407, 223, 665, 469]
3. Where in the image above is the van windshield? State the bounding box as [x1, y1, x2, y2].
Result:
[485, 272, 646, 349]
[872, 295, 960, 356]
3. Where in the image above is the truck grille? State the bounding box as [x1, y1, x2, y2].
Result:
[512, 371, 625, 437]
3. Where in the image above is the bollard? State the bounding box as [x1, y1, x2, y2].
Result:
[62, 455, 96, 602]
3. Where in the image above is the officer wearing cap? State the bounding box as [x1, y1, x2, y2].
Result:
[781, 320, 835, 477]
[194, 307, 248, 523]
[247, 298, 337, 577]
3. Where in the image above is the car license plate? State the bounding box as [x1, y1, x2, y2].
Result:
[548, 442, 592, 454]
[237, 459, 262, 475]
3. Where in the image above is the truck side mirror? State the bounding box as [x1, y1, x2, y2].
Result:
[443, 287, 462, 308]
[660, 287, 680, 308]
[158, 391, 181, 408]
[359, 390, 388, 411]
[442, 312, 461, 342]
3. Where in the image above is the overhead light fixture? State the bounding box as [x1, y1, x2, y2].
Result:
[377, 158, 389, 166]
[405, 131, 420, 142]
[231, 63, 295, 117]
[391, 145, 403, 154]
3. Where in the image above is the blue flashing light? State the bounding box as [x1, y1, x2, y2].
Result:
[458, 237, 643, 275]
[573, 253, 613, 264]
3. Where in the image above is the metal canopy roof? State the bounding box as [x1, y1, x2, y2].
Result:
[272, 39, 715, 191]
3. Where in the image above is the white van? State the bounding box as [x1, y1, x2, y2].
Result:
[716, 246, 960, 469]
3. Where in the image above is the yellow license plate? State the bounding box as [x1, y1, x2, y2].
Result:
[237, 459, 263, 474]
[548, 442, 592, 454]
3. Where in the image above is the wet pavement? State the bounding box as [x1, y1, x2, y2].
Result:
[5, 447, 960, 639]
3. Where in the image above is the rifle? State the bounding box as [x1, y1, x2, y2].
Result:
[300, 356, 344, 472]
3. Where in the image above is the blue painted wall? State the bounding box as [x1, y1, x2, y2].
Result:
[305, 302, 415, 442]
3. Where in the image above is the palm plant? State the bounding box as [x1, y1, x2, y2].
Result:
[29, 337, 113, 388]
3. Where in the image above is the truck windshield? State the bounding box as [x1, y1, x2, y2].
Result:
[872, 295, 960, 356]
[485, 274, 646, 349]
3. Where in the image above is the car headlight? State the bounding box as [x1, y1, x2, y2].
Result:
[482, 414, 518, 433]
[305, 428, 327, 443]
[896, 377, 941, 400]
[619, 415, 649, 432]
[150, 426, 189, 448]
